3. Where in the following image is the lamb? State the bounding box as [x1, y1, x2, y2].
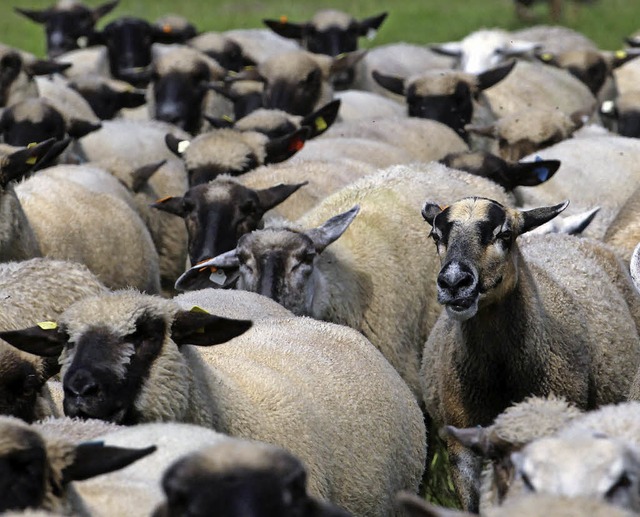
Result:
[153, 439, 351, 517]
[14, 0, 119, 58]
[420, 197, 640, 511]
[0, 289, 427, 517]
[0, 415, 156, 514]
[179, 164, 511, 398]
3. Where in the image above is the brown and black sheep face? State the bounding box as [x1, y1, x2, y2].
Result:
[422, 198, 566, 321]
[155, 441, 349, 517]
[0, 99, 66, 147]
[15, 1, 118, 58]
[0, 423, 49, 512]
[152, 180, 305, 268]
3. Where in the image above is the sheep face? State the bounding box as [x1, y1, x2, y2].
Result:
[538, 50, 608, 95]
[68, 76, 146, 120]
[0, 50, 28, 107]
[0, 293, 252, 425]
[154, 440, 348, 517]
[512, 436, 640, 512]
[0, 99, 66, 147]
[152, 179, 305, 268]
[188, 34, 250, 73]
[15, 1, 119, 58]
[422, 198, 567, 321]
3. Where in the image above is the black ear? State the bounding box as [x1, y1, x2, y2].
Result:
[150, 196, 190, 218]
[520, 201, 569, 235]
[24, 60, 72, 77]
[371, 70, 405, 96]
[508, 159, 561, 188]
[476, 60, 515, 91]
[256, 182, 307, 212]
[67, 119, 102, 139]
[92, 0, 119, 21]
[421, 202, 443, 226]
[203, 115, 234, 129]
[171, 310, 252, 346]
[14, 7, 51, 24]
[32, 137, 72, 172]
[300, 100, 340, 138]
[165, 133, 191, 157]
[356, 12, 388, 36]
[131, 159, 166, 193]
[262, 19, 306, 40]
[117, 89, 147, 109]
[264, 127, 309, 164]
[1, 138, 57, 185]
[62, 442, 156, 484]
[0, 324, 68, 358]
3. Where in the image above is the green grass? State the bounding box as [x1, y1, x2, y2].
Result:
[2, 0, 638, 57]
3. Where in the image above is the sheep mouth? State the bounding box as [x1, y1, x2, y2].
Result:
[445, 297, 478, 321]
[65, 399, 127, 424]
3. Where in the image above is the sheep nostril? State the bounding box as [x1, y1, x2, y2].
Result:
[437, 269, 475, 292]
[65, 370, 100, 398]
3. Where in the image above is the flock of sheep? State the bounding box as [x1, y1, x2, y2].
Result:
[1, 0, 640, 515]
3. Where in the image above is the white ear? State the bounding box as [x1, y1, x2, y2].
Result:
[499, 40, 541, 57]
[631, 242, 640, 293]
[430, 42, 463, 58]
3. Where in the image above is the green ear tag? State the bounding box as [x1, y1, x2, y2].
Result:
[315, 116, 328, 132]
[222, 114, 234, 122]
[37, 321, 58, 330]
[189, 305, 210, 314]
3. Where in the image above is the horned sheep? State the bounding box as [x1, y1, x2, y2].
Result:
[420, 197, 640, 511]
[0, 289, 426, 517]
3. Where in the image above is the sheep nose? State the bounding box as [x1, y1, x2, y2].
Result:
[437, 263, 475, 292]
[65, 369, 100, 397]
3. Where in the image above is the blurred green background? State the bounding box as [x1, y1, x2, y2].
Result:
[2, 0, 637, 57]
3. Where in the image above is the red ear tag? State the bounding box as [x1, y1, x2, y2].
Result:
[288, 138, 304, 152]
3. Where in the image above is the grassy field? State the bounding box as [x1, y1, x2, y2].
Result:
[1, 0, 638, 57]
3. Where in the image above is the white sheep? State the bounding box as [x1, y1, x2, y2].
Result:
[421, 197, 640, 511]
[0, 289, 426, 517]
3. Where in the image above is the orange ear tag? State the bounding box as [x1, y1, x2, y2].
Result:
[162, 24, 173, 34]
[155, 196, 173, 204]
[279, 15, 288, 24]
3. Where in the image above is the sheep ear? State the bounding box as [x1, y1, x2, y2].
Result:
[300, 99, 340, 138]
[24, 60, 72, 77]
[256, 182, 307, 212]
[203, 115, 234, 129]
[372, 70, 405, 96]
[171, 310, 252, 346]
[395, 491, 474, 517]
[476, 60, 515, 91]
[429, 42, 462, 58]
[150, 196, 189, 218]
[421, 202, 442, 226]
[609, 49, 640, 69]
[531, 206, 600, 236]
[507, 159, 561, 187]
[14, 7, 51, 24]
[131, 160, 166, 193]
[92, 0, 119, 21]
[62, 443, 156, 484]
[356, 12, 388, 37]
[0, 324, 68, 358]
[31, 137, 72, 172]
[306, 206, 359, 253]
[330, 50, 367, 76]
[519, 201, 569, 235]
[444, 425, 492, 457]
[116, 88, 147, 109]
[67, 119, 102, 139]
[534, 50, 559, 67]
[174, 250, 240, 292]
[264, 127, 309, 164]
[631, 242, 640, 294]
[165, 134, 191, 157]
[262, 19, 306, 40]
[1, 138, 57, 186]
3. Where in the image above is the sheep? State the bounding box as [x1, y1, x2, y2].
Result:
[5, 161, 161, 293]
[180, 164, 512, 399]
[600, 89, 640, 138]
[515, 134, 640, 239]
[0, 289, 427, 517]
[152, 14, 197, 44]
[511, 24, 598, 54]
[333, 89, 406, 121]
[164, 125, 308, 186]
[223, 28, 302, 64]
[187, 31, 255, 72]
[14, 0, 119, 58]
[420, 197, 640, 511]
[153, 439, 351, 517]
[263, 9, 387, 90]
[602, 184, 640, 263]
[66, 74, 147, 120]
[320, 117, 469, 163]
[0, 257, 106, 422]
[396, 492, 638, 517]
[0, 415, 156, 514]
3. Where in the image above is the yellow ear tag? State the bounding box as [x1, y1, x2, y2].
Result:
[177, 140, 190, 154]
[541, 53, 553, 61]
[37, 321, 58, 330]
[314, 116, 328, 132]
[616, 49, 628, 59]
[26, 142, 38, 165]
[279, 15, 288, 24]
[222, 114, 234, 123]
[189, 305, 210, 314]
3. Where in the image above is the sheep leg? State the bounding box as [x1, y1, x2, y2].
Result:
[448, 439, 482, 512]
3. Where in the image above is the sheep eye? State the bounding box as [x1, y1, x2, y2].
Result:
[497, 230, 512, 242]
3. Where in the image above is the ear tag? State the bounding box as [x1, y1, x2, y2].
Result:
[288, 137, 305, 152]
[314, 116, 328, 132]
[77, 36, 89, 48]
[37, 321, 58, 330]
[162, 24, 173, 34]
[615, 49, 628, 59]
[26, 142, 38, 165]
[601, 100, 615, 114]
[155, 196, 173, 204]
[366, 28, 378, 41]
[209, 268, 227, 285]
[279, 15, 288, 24]
[532, 155, 550, 181]
[540, 52, 553, 61]
[177, 140, 190, 154]
[189, 305, 210, 314]
[439, 204, 449, 211]
[222, 114, 234, 122]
